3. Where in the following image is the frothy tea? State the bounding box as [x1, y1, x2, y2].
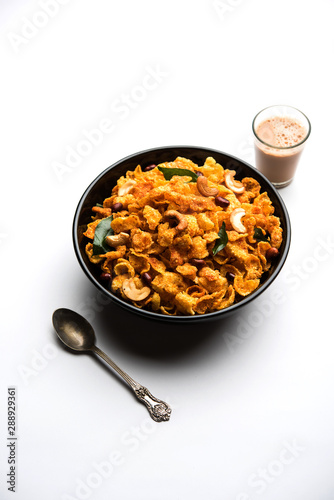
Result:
[254, 115, 308, 187]
[257, 117, 306, 148]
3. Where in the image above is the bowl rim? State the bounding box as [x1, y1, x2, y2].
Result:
[72, 145, 291, 323]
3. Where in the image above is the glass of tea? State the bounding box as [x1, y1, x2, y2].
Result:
[252, 105, 311, 188]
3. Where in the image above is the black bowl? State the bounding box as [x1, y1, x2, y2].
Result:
[73, 145, 291, 323]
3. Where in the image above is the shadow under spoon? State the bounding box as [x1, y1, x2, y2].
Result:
[52, 308, 171, 422]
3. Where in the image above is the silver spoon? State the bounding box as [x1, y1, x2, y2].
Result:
[52, 308, 171, 422]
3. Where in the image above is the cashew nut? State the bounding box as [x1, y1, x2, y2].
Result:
[105, 232, 130, 247]
[118, 179, 136, 196]
[196, 176, 219, 197]
[164, 210, 188, 232]
[224, 171, 245, 194]
[230, 208, 246, 233]
[122, 278, 151, 301]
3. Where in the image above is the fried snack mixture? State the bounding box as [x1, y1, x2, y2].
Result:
[83, 157, 283, 315]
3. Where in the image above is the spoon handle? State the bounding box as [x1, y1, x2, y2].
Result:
[91, 346, 171, 423]
[92, 345, 137, 385]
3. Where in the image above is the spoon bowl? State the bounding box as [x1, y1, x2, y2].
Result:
[52, 308, 96, 351]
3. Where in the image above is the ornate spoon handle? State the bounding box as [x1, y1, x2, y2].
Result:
[132, 384, 172, 422]
[92, 346, 171, 423]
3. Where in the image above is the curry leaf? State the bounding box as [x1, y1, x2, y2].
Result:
[254, 227, 270, 242]
[158, 166, 198, 182]
[92, 215, 114, 255]
[212, 222, 228, 256]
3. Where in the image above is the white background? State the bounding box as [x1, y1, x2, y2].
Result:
[1, 1, 334, 499]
